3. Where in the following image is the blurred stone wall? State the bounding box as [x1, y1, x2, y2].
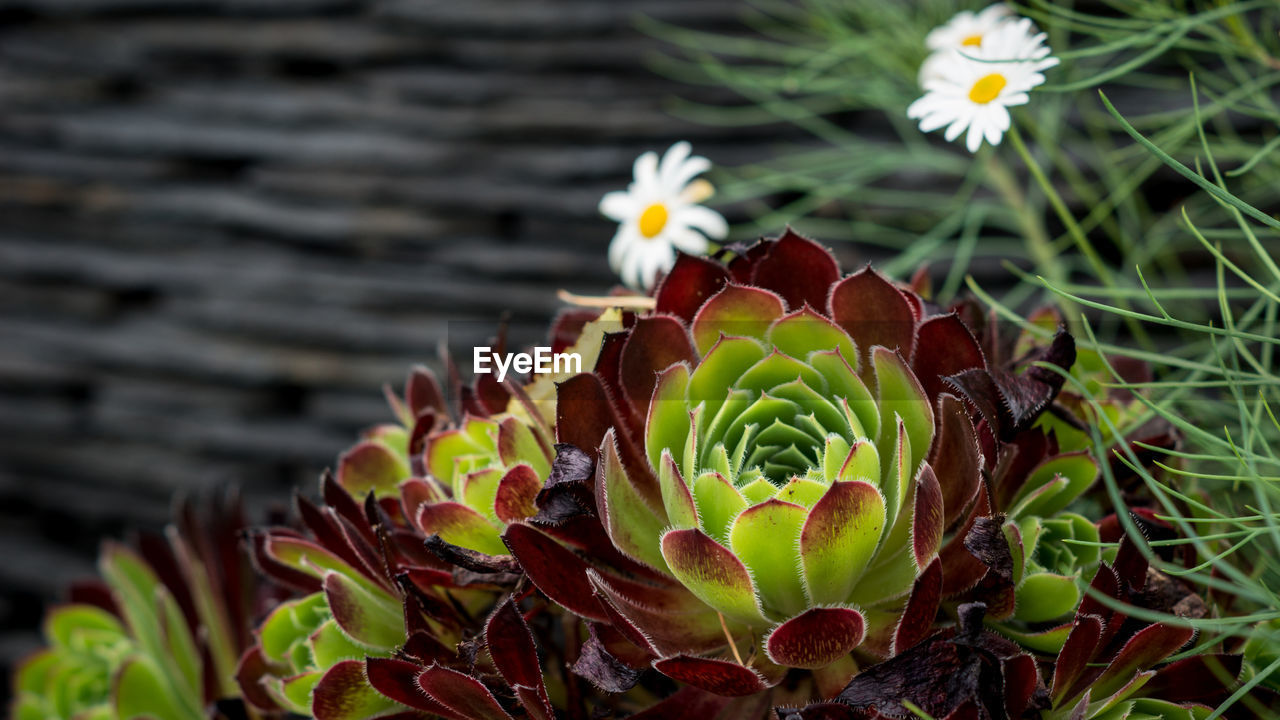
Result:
[0, 0, 784, 682]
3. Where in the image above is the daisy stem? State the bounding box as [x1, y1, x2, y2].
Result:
[983, 153, 1059, 280]
[1007, 123, 1115, 289]
[1007, 123, 1155, 348]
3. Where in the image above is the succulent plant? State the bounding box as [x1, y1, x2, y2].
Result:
[505, 232, 1036, 701]
[785, 533, 1268, 720]
[11, 492, 281, 720]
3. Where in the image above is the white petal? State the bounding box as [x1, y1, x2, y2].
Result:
[944, 112, 972, 142]
[668, 155, 712, 190]
[918, 110, 957, 133]
[983, 118, 1004, 147]
[633, 151, 659, 188]
[608, 227, 637, 273]
[676, 205, 728, 240]
[666, 225, 712, 255]
[659, 142, 693, 187]
[966, 124, 985, 153]
[599, 190, 636, 221]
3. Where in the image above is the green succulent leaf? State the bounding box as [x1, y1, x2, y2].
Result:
[598, 430, 670, 572]
[1014, 572, 1081, 623]
[729, 498, 809, 618]
[660, 528, 768, 626]
[800, 480, 885, 606]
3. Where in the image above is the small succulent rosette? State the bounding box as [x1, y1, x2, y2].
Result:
[785, 534, 1265, 720]
[11, 494, 278, 720]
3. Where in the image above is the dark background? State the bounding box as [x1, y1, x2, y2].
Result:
[0, 0, 816, 683]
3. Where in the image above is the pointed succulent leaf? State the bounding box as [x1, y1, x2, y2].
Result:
[729, 499, 808, 618]
[417, 664, 515, 720]
[587, 568, 737, 656]
[776, 477, 827, 508]
[619, 314, 698, 414]
[658, 449, 699, 529]
[661, 528, 768, 626]
[492, 464, 542, 524]
[688, 335, 768, 423]
[829, 267, 917, 368]
[459, 468, 505, 524]
[1052, 613, 1104, 705]
[597, 430, 670, 572]
[912, 463, 944, 569]
[312, 660, 405, 720]
[502, 523, 607, 622]
[691, 471, 746, 545]
[416, 502, 506, 556]
[800, 480, 884, 606]
[496, 418, 551, 479]
[745, 230, 841, 311]
[652, 655, 771, 697]
[873, 347, 934, 478]
[690, 284, 786, 356]
[1009, 452, 1098, 519]
[893, 558, 942, 654]
[929, 394, 982, 528]
[764, 607, 865, 669]
[1090, 621, 1195, 701]
[654, 253, 731, 323]
[809, 349, 878, 438]
[338, 441, 410, 500]
[322, 571, 405, 651]
[737, 351, 827, 395]
[309, 619, 367, 668]
[365, 658, 462, 718]
[910, 315, 986, 400]
[486, 596, 555, 720]
[767, 307, 858, 366]
[646, 363, 692, 474]
[426, 419, 497, 488]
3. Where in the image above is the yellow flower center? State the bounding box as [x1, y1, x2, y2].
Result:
[961, 34, 983, 47]
[968, 73, 1007, 104]
[638, 203, 669, 239]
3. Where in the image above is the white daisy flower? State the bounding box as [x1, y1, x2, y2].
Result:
[919, 3, 1014, 86]
[599, 142, 728, 291]
[907, 19, 1060, 153]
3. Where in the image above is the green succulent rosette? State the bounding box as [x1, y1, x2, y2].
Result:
[12, 495, 270, 720]
[596, 284, 952, 671]
[14, 546, 208, 720]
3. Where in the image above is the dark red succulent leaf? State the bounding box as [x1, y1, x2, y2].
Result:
[911, 315, 987, 401]
[930, 394, 985, 530]
[944, 328, 1076, 443]
[235, 646, 287, 713]
[765, 607, 866, 670]
[829, 266, 917, 372]
[416, 664, 514, 720]
[732, 228, 842, 311]
[502, 521, 608, 623]
[1139, 654, 1242, 704]
[652, 655, 772, 697]
[619, 315, 698, 417]
[894, 558, 943, 655]
[366, 657, 462, 718]
[654, 254, 732, 323]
